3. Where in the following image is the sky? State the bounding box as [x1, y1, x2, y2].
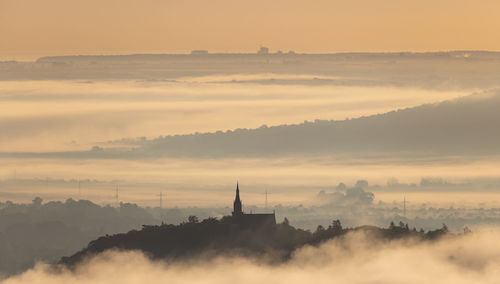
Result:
[0, 59, 498, 206]
[2, 0, 500, 60]
[1, 0, 500, 206]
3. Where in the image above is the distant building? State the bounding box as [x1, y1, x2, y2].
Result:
[232, 182, 276, 227]
[190, 50, 209, 55]
[257, 47, 269, 55]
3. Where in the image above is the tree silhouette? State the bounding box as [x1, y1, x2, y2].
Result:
[331, 219, 342, 232]
[188, 216, 199, 223]
[283, 217, 290, 226]
[59, 217, 455, 268]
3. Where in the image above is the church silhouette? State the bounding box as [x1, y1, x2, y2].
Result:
[231, 182, 276, 227]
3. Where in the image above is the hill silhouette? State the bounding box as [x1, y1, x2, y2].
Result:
[60, 217, 451, 268]
[117, 91, 500, 158]
[5, 91, 499, 160]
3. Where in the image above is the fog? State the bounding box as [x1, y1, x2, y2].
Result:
[2, 52, 500, 281]
[0, 78, 467, 152]
[3, 155, 500, 206]
[3, 184, 500, 277]
[3, 230, 500, 284]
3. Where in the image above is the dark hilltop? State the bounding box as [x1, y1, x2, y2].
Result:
[60, 184, 455, 268]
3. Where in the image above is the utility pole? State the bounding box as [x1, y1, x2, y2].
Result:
[403, 196, 406, 218]
[265, 190, 268, 210]
[115, 185, 119, 205]
[158, 191, 165, 224]
[160, 191, 163, 209]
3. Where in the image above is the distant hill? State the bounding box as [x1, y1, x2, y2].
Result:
[3, 51, 500, 89]
[130, 91, 500, 158]
[33, 51, 500, 63]
[2, 91, 499, 160]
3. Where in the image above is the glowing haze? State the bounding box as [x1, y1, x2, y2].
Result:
[2, 0, 500, 60]
[3, 1, 500, 283]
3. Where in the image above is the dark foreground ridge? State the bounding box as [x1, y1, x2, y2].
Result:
[60, 217, 453, 268]
[60, 184, 456, 268]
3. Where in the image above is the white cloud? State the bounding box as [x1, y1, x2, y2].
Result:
[3, 230, 500, 284]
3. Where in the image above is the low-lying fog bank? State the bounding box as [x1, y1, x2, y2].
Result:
[3, 229, 500, 284]
[2, 182, 500, 278]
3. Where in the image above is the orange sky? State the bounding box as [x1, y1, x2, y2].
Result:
[1, 0, 500, 59]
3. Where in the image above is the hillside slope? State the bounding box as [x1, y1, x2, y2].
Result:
[136, 92, 500, 157]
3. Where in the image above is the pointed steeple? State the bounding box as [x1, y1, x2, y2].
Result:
[233, 182, 243, 216]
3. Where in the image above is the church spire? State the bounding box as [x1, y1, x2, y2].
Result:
[233, 182, 243, 216]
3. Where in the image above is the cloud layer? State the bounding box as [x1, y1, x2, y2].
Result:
[0, 79, 466, 152]
[3, 230, 500, 284]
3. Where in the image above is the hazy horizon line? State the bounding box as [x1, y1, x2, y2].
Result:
[4, 49, 500, 63]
